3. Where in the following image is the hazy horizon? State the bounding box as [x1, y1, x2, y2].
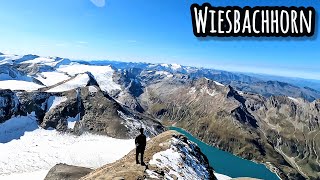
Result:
[2, 50, 320, 82]
[0, 0, 319, 80]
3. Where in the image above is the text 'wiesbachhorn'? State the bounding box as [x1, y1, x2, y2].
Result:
[190, 3, 316, 37]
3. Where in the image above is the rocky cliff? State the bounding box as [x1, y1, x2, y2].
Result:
[0, 87, 164, 139]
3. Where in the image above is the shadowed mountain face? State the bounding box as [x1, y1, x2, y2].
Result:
[0, 87, 164, 140]
[1, 53, 320, 179]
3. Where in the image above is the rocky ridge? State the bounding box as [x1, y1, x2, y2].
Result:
[0, 86, 164, 139]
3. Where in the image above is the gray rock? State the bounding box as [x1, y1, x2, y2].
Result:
[44, 163, 92, 180]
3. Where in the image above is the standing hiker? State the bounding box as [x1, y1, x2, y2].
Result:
[135, 128, 147, 165]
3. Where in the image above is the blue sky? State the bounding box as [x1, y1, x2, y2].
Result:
[0, 0, 319, 79]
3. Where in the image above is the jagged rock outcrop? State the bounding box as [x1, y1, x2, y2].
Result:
[41, 90, 81, 131]
[43, 86, 163, 138]
[0, 89, 19, 123]
[0, 89, 49, 123]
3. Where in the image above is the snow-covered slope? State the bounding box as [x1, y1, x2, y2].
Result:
[0, 114, 135, 179]
[21, 57, 58, 66]
[57, 64, 121, 93]
[46, 96, 68, 111]
[35, 72, 70, 87]
[46, 73, 90, 92]
[0, 53, 121, 94]
[0, 54, 22, 65]
[0, 80, 44, 91]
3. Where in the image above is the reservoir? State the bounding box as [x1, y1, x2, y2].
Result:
[169, 127, 279, 180]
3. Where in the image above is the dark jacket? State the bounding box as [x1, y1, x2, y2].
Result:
[135, 134, 146, 149]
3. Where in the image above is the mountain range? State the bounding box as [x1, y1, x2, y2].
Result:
[0, 52, 320, 179]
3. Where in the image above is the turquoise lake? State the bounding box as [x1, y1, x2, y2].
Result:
[169, 127, 279, 180]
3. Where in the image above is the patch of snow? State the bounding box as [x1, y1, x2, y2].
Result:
[0, 67, 32, 82]
[88, 86, 98, 93]
[67, 113, 80, 129]
[0, 54, 22, 65]
[155, 71, 173, 78]
[0, 128, 134, 177]
[213, 81, 224, 86]
[160, 64, 169, 67]
[0, 80, 44, 91]
[20, 57, 68, 67]
[46, 73, 89, 92]
[46, 96, 68, 111]
[58, 64, 121, 93]
[35, 72, 70, 86]
[146, 169, 160, 179]
[200, 87, 218, 97]
[40, 101, 46, 110]
[155, 71, 168, 75]
[288, 97, 299, 103]
[21, 57, 55, 65]
[171, 63, 181, 70]
[148, 64, 157, 68]
[215, 173, 232, 180]
[188, 87, 197, 94]
[207, 90, 218, 96]
[203, 78, 224, 87]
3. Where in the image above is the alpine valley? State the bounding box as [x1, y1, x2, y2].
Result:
[0, 52, 320, 180]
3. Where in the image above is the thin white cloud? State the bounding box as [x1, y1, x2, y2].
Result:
[127, 40, 137, 43]
[90, 0, 105, 7]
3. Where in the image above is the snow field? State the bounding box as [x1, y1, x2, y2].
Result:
[0, 114, 135, 179]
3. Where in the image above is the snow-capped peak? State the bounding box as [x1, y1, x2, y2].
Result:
[160, 63, 169, 67]
[171, 63, 181, 70]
